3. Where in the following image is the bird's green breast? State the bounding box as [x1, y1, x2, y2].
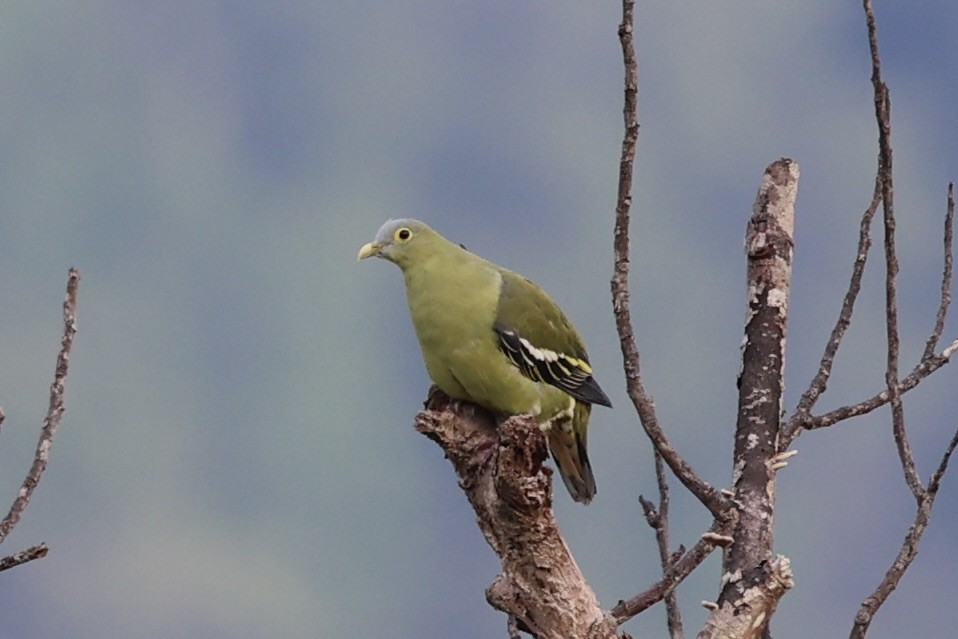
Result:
[401, 246, 571, 420]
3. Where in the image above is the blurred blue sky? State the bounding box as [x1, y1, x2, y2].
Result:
[0, 2, 955, 638]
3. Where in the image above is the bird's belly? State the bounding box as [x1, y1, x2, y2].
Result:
[430, 337, 571, 422]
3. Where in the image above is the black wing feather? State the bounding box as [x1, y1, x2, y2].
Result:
[495, 326, 612, 407]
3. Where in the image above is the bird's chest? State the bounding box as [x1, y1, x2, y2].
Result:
[404, 263, 499, 354]
[402, 261, 506, 394]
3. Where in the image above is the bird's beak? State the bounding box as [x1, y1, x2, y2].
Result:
[357, 242, 383, 260]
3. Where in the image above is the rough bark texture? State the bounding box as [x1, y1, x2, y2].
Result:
[715, 160, 799, 630]
[0, 269, 80, 573]
[698, 556, 794, 639]
[416, 390, 619, 639]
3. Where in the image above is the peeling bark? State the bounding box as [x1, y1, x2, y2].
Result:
[416, 391, 619, 639]
[699, 556, 794, 639]
[720, 160, 799, 630]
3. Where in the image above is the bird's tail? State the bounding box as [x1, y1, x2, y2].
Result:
[547, 401, 596, 504]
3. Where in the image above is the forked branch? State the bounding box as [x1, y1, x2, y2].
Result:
[415, 390, 619, 639]
[783, 177, 881, 446]
[785, 182, 955, 444]
[639, 451, 684, 638]
[848, 1, 958, 634]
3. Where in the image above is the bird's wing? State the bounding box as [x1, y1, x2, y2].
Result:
[493, 269, 612, 407]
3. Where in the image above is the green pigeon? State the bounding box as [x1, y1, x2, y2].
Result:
[359, 219, 611, 503]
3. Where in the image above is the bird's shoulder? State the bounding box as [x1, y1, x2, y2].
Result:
[492, 267, 611, 407]
[493, 267, 586, 356]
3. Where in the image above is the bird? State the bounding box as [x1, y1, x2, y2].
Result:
[358, 219, 612, 504]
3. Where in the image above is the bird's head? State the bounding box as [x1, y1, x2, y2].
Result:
[357, 218, 440, 269]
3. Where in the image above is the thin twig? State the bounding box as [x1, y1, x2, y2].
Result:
[796, 338, 958, 431]
[0, 268, 80, 544]
[788, 185, 955, 446]
[848, 2, 958, 635]
[611, 520, 734, 624]
[609, 0, 727, 518]
[784, 178, 881, 447]
[863, 0, 924, 501]
[0, 543, 48, 572]
[639, 452, 685, 638]
[654, 452, 684, 639]
[928, 426, 958, 495]
[922, 183, 954, 360]
[850, 425, 958, 639]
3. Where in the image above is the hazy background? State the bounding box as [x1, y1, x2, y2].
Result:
[0, 2, 956, 638]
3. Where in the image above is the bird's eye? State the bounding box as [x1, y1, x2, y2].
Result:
[395, 228, 412, 241]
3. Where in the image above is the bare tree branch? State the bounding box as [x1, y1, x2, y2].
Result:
[786, 194, 954, 459]
[415, 390, 619, 639]
[793, 339, 958, 432]
[852, 424, 958, 639]
[700, 555, 795, 639]
[415, 388, 732, 637]
[715, 160, 798, 637]
[786, 183, 955, 445]
[785, 14, 955, 451]
[783, 178, 881, 447]
[611, 521, 734, 624]
[639, 452, 684, 638]
[610, 0, 727, 519]
[0, 543, 48, 573]
[842, 3, 958, 636]
[0, 268, 81, 545]
[922, 183, 954, 360]
[862, 0, 926, 502]
[928, 426, 958, 495]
